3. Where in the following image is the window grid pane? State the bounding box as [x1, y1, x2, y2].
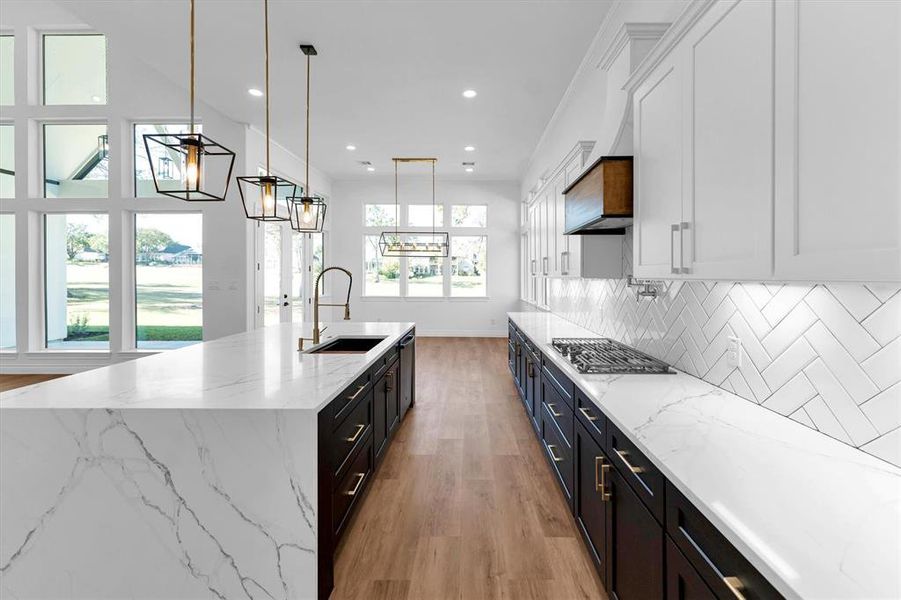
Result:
[44, 123, 109, 198]
[364, 235, 399, 296]
[451, 235, 487, 297]
[0, 36, 13, 106]
[135, 213, 202, 348]
[452, 205, 487, 227]
[0, 125, 13, 198]
[0, 214, 15, 349]
[365, 204, 397, 227]
[45, 213, 109, 349]
[43, 34, 107, 105]
[134, 123, 198, 197]
[408, 205, 444, 227]
[407, 256, 444, 297]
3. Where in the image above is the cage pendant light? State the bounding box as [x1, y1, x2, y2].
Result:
[289, 45, 327, 233]
[378, 158, 449, 257]
[236, 0, 297, 221]
[143, 0, 236, 202]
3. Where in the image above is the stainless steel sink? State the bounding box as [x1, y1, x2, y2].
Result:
[305, 336, 387, 354]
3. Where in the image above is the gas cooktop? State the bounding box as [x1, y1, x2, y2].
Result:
[551, 338, 675, 375]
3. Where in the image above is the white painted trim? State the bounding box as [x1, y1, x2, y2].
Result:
[596, 22, 672, 71]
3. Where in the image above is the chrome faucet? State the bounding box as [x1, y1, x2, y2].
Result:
[298, 266, 353, 351]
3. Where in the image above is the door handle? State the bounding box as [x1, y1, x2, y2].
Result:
[530, 259, 536, 275]
[680, 221, 691, 274]
[542, 256, 548, 275]
[346, 384, 367, 402]
[723, 576, 747, 600]
[547, 403, 563, 418]
[346, 423, 365, 443]
[600, 460, 611, 501]
[345, 472, 365, 496]
[615, 448, 645, 474]
[546, 443, 564, 463]
[282, 301, 289, 306]
[578, 406, 598, 422]
[560, 251, 569, 275]
[670, 223, 680, 274]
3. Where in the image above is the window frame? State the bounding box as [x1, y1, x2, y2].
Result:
[41, 120, 110, 200]
[41, 31, 108, 107]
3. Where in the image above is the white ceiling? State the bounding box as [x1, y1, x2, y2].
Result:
[63, 0, 613, 181]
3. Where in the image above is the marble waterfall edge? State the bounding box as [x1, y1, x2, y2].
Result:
[0, 408, 319, 600]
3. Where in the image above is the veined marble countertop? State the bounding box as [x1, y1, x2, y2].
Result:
[0, 321, 414, 411]
[508, 311, 901, 600]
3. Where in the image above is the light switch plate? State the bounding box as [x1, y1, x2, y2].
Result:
[727, 336, 742, 368]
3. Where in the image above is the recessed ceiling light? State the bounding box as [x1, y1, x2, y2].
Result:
[462, 89, 477, 99]
[465, 167, 474, 172]
[248, 88, 264, 97]
[367, 166, 375, 172]
[464, 145, 475, 152]
[346, 144, 356, 151]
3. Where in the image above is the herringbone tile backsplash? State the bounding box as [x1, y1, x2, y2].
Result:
[548, 229, 901, 467]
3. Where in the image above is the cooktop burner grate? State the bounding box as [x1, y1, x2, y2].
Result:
[551, 338, 675, 374]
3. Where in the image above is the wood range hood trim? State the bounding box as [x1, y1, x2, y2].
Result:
[562, 155, 634, 235]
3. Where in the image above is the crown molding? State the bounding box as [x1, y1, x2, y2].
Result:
[596, 22, 672, 72]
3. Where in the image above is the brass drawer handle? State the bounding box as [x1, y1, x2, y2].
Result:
[578, 406, 597, 422]
[547, 403, 563, 418]
[385, 370, 394, 392]
[723, 576, 746, 600]
[346, 472, 365, 496]
[594, 456, 603, 491]
[346, 423, 365, 443]
[347, 384, 367, 401]
[547, 443, 564, 463]
[615, 448, 645, 474]
[600, 462, 611, 501]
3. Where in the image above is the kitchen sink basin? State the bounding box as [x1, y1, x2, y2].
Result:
[306, 336, 387, 354]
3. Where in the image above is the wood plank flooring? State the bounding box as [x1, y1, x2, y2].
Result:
[332, 337, 607, 600]
[0, 374, 65, 393]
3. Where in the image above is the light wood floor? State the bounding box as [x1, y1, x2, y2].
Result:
[0, 374, 65, 393]
[333, 337, 607, 600]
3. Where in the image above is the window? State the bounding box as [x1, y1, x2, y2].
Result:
[45, 213, 109, 349]
[0, 124, 13, 198]
[311, 231, 325, 294]
[43, 34, 107, 105]
[0, 36, 12, 106]
[134, 123, 198, 197]
[408, 204, 443, 227]
[451, 236, 487, 297]
[292, 233, 305, 322]
[44, 123, 109, 198]
[364, 235, 399, 296]
[407, 256, 443, 297]
[263, 223, 282, 326]
[135, 213, 202, 348]
[0, 214, 14, 350]
[364, 204, 397, 227]
[452, 205, 487, 228]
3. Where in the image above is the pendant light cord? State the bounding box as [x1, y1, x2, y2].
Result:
[394, 159, 399, 237]
[264, 0, 270, 175]
[305, 53, 311, 196]
[432, 159, 436, 234]
[189, 0, 195, 134]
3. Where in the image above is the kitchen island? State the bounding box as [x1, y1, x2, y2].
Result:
[0, 321, 415, 600]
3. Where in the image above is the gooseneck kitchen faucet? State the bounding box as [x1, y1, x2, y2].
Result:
[298, 266, 352, 351]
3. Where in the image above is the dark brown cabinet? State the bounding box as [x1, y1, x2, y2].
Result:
[540, 401, 574, 506]
[374, 357, 399, 463]
[666, 537, 716, 600]
[399, 331, 415, 420]
[606, 467, 664, 600]
[574, 422, 609, 587]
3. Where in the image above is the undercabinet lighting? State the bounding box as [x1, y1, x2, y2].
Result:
[462, 89, 477, 99]
[248, 88, 264, 97]
[464, 145, 475, 152]
[346, 144, 356, 151]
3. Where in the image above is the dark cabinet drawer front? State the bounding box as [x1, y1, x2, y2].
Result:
[333, 436, 373, 539]
[332, 391, 372, 479]
[607, 421, 664, 522]
[541, 404, 573, 505]
[666, 482, 783, 600]
[541, 360, 574, 409]
[543, 379, 574, 447]
[574, 423, 609, 586]
[372, 345, 399, 380]
[575, 388, 605, 447]
[608, 468, 664, 600]
[333, 372, 371, 427]
[666, 536, 716, 600]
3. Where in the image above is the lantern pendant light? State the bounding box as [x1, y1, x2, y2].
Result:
[143, 0, 236, 201]
[236, 0, 297, 221]
[378, 158, 449, 257]
[289, 45, 327, 233]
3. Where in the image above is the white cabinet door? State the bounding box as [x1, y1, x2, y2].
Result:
[562, 157, 582, 277]
[775, 0, 901, 282]
[633, 53, 685, 278]
[683, 0, 774, 279]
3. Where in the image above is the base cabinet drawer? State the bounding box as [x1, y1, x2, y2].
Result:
[333, 436, 373, 539]
[666, 482, 783, 600]
[541, 404, 574, 506]
[607, 467, 664, 600]
[608, 421, 665, 522]
[542, 374, 574, 446]
[666, 536, 716, 600]
[332, 391, 372, 479]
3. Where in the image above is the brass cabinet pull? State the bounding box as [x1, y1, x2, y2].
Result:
[547, 443, 564, 463]
[347, 384, 367, 401]
[615, 448, 645, 474]
[723, 576, 746, 600]
[346, 472, 365, 496]
[515, 342, 522, 358]
[578, 406, 598, 422]
[594, 456, 603, 491]
[547, 403, 563, 418]
[600, 462, 611, 501]
[385, 370, 394, 392]
[346, 423, 365, 443]
[527, 359, 535, 378]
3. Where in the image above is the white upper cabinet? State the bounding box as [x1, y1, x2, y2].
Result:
[631, 0, 899, 283]
[774, 0, 900, 282]
[633, 53, 685, 278]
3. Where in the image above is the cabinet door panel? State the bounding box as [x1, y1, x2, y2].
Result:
[634, 56, 684, 278]
[775, 0, 901, 281]
[564, 158, 583, 277]
[686, 0, 774, 279]
[575, 423, 608, 587]
[373, 373, 387, 462]
[666, 537, 716, 600]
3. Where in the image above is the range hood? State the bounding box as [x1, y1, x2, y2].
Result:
[563, 155, 633, 235]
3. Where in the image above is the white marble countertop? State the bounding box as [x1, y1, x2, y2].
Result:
[508, 311, 901, 600]
[0, 322, 414, 411]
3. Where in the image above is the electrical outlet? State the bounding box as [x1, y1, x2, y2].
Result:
[727, 336, 742, 368]
[490, 318, 497, 326]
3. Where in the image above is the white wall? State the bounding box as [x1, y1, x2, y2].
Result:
[330, 179, 520, 336]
